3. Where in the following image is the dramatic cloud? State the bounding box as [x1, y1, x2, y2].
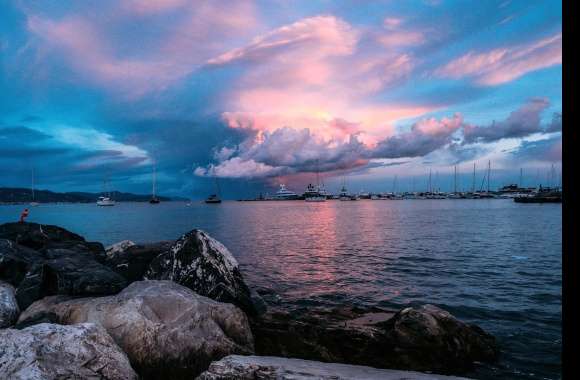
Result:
[436, 33, 562, 85]
[372, 114, 465, 158]
[196, 127, 369, 178]
[462, 98, 556, 144]
[196, 98, 561, 179]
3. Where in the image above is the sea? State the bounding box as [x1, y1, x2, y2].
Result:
[0, 199, 562, 380]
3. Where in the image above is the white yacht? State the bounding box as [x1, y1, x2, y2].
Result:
[97, 196, 115, 206]
[273, 184, 299, 200]
[304, 183, 326, 202]
[97, 177, 116, 206]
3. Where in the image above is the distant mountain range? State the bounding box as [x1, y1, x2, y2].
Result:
[0, 188, 186, 203]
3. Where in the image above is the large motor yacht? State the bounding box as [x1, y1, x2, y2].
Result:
[273, 184, 299, 200]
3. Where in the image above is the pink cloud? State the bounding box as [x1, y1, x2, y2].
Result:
[377, 32, 425, 48]
[436, 33, 562, 85]
[207, 16, 357, 66]
[24, 2, 258, 97]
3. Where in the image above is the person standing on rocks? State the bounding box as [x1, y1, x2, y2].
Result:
[19, 208, 29, 223]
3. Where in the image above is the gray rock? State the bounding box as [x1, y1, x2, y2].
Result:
[0, 237, 127, 310]
[0, 281, 19, 327]
[0, 322, 137, 380]
[251, 304, 498, 375]
[105, 240, 136, 256]
[18, 280, 255, 379]
[144, 229, 256, 315]
[381, 304, 498, 372]
[197, 355, 471, 380]
[104, 241, 172, 283]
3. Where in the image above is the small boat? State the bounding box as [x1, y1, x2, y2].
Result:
[205, 175, 222, 204]
[205, 194, 222, 204]
[97, 196, 116, 206]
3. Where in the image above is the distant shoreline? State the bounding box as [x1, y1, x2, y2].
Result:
[0, 187, 186, 203]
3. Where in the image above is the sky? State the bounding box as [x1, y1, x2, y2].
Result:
[0, 0, 562, 198]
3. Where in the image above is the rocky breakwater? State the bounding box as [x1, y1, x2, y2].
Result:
[1, 221, 500, 379]
[17, 280, 255, 379]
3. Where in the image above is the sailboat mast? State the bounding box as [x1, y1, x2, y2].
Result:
[487, 161, 491, 193]
[152, 165, 156, 197]
[31, 168, 35, 201]
[428, 169, 432, 193]
[472, 163, 476, 193]
[454, 165, 457, 194]
[519, 168, 523, 188]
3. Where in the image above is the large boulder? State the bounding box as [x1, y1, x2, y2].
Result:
[0, 323, 137, 379]
[197, 355, 471, 380]
[380, 304, 498, 373]
[105, 241, 172, 283]
[251, 304, 498, 375]
[18, 280, 255, 379]
[0, 222, 106, 261]
[0, 238, 128, 310]
[144, 229, 255, 315]
[0, 281, 19, 327]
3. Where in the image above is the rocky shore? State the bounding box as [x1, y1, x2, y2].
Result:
[0, 222, 500, 379]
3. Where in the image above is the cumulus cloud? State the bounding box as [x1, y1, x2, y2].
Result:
[196, 127, 369, 178]
[196, 98, 561, 179]
[436, 33, 562, 85]
[462, 98, 556, 144]
[372, 114, 464, 158]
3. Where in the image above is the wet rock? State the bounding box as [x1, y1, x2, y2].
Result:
[0, 239, 42, 286]
[18, 280, 255, 379]
[105, 241, 172, 283]
[0, 322, 137, 380]
[197, 355, 471, 380]
[1, 227, 127, 311]
[0, 222, 106, 261]
[144, 229, 256, 315]
[380, 304, 499, 373]
[251, 304, 498, 375]
[0, 281, 19, 327]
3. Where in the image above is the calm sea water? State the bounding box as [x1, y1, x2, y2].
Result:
[0, 200, 561, 380]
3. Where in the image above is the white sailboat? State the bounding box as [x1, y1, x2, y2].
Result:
[97, 177, 116, 206]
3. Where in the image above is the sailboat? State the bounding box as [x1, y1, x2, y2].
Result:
[97, 177, 116, 206]
[30, 168, 39, 206]
[205, 175, 222, 204]
[149, 165, 160, 204]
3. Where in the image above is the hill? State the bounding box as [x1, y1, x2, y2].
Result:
[0, 188, 185, 204]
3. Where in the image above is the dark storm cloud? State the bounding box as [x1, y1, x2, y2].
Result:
[462, 98, 556, 144]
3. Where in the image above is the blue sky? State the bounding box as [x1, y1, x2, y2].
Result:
[0, 0, 562, 198]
